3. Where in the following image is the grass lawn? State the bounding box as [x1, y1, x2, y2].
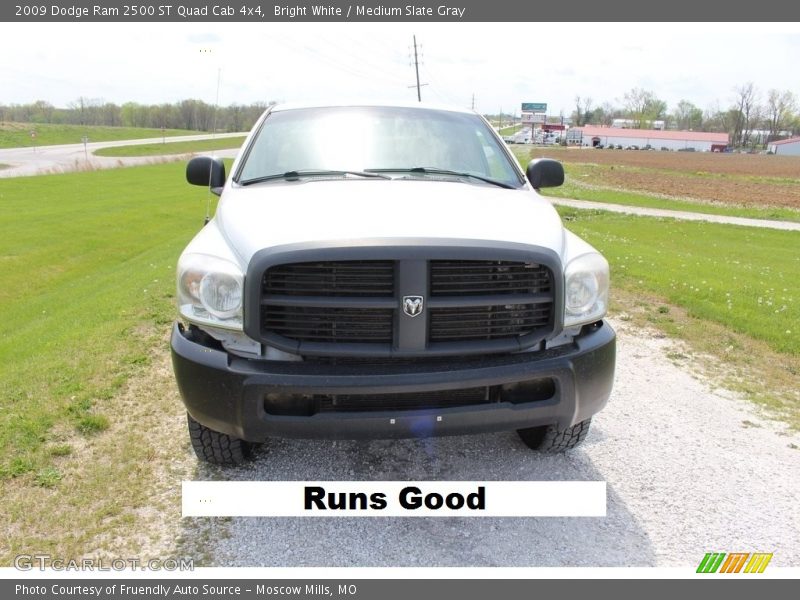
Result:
[0, 161, 234, 560]
[499, 124, 522, 136]
[0, 162, 216, 481]
[93, 136, 247, 157]
[0, 122, 205, 149]
[559, 206, 800, 424]
[559, 208, 799, 355]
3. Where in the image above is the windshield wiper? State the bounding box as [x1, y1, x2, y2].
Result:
[239, 169, 391, 186]
[366, 167, 518, 189]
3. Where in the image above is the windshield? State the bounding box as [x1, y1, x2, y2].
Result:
[236, 106, 523, 188]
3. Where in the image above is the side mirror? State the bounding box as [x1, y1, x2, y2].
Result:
[186, 156, 226, 195]
[526, 158, 564, 189]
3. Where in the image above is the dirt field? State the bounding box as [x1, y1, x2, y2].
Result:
[521, 147, 800, 209]
[526, 147, 800, 178]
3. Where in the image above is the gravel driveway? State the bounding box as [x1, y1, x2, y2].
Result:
[181, 319, 800, 567]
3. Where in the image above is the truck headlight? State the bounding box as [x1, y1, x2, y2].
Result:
[178, 254, 244, 329]
[564, 252, 609, 327]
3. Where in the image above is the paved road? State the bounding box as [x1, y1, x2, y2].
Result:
[552, 197, 800, 231]
[0, 132, 246, 178]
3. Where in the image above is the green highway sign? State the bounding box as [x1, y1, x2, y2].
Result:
[521, 102, 547, 112]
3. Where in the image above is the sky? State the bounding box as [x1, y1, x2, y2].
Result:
[1, 22, 799, 117]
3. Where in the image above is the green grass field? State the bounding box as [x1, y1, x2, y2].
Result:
[0, 162, 216, 481]
[499, 124, 522, 136]
[0, 122, 205, 149]
[558, 208, 799, 356]
[559, 206, 799, 424]
[93, 136, 247, 157]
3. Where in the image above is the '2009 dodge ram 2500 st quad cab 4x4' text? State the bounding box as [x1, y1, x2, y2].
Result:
[171, 103, 616, 465]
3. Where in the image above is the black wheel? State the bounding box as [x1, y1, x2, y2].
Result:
[187, 413, 253, 465]
[517, 418, 592, 453]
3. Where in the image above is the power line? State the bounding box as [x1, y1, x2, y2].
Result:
[270, 31, 407, 92]
[316, 35, 409, 87]
[418, 60, 461, 105]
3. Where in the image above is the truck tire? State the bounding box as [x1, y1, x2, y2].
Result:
[187, 413, 252, 465]
[516, 418, 592, 453]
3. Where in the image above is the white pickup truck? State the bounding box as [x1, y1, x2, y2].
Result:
[171, 102, 616, 464]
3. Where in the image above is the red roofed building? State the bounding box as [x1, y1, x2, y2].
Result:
[569, 126, 729, 152]
[767, 137, 800, 156]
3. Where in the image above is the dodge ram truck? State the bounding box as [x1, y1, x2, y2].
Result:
[171, 102, 616, 465]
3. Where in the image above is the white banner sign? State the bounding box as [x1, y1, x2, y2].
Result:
[182, 481, 606, 517]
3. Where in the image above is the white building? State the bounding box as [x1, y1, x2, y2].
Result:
[571, 126, 728, 152]
[767, 137, 800, 156]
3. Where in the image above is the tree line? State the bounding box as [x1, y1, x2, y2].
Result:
[568, 84, 798, 147]
[0, 98, 274, 133]
[489, 84, 798, 149]
[3, 84, 798, 149]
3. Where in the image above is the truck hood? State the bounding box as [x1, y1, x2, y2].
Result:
[215, 179, 565, 263]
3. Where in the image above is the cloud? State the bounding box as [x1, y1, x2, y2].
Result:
[187, 32, 222, 44]
[2, 22, 800, 115]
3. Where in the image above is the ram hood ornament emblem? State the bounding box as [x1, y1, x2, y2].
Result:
[402, 295, 424, 317]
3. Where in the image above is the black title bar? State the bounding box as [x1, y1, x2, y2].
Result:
[4, 0, 800, 21]
[5, 579, 799, 600]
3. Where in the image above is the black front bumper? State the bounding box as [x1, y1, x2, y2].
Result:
[170, 321, 616, 442]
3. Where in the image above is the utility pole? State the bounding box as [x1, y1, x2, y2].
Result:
[471, 93, 475, 110]
[412, 35, 422, 102]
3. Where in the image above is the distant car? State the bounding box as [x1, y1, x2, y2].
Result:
[511, 129, 532, 144]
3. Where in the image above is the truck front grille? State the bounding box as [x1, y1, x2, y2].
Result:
[262, 306, 393, 343]
[430, 260, 551, 296]
[264, 260, 394, 297]
[256, 256, 557, 355]
[316, 387, 489, 412]
[429, 303, 551, 342]
[261, 379, 557, 416]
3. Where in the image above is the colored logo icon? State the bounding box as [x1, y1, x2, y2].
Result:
[696, 552, 773, 573]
